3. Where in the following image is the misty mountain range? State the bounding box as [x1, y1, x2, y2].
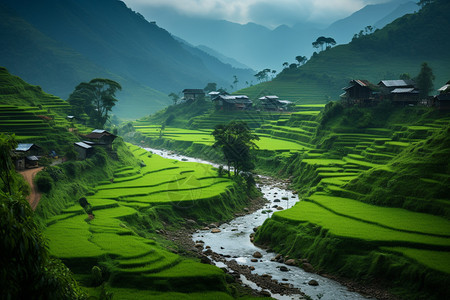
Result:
[137, 0, 418, 71]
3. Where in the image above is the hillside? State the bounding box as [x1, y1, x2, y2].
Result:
[0, 0, 254, 119]
[238, 0, 450, 104]
[0, 69, 260, 299]
[125, 99, 450, 299]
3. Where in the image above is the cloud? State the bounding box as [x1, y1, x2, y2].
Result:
[123, 0, 392, 27]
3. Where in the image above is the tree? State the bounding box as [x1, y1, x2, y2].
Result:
[212, 121, 259, 176]
[233, 75, 239, 90]
[168, 92, 180, 105]
[0, 134, 18, 195]
[417, 0, 433, 8]
[282, 62, 289, 69]
[204, 82, 217, 93]
[295, 55, 307, 66]
[313, 36, 336, 51]
[68, 78, 121, 128]
[416, 62, 435, 98]
[324, 37, 337, 49]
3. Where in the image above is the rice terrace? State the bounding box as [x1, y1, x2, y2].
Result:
[1, 0, 450, 300]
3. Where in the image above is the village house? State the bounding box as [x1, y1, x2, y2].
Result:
[84, 129, 117, 149]
[13, 143, 42, 170]
[74, 142, 93, 160]
[378, 80, 420, 105]
[213, 95, 253, 111]
[341, 79, 379, 105]
[258, 95, 293, 111]
[182, 89, 205, 102]
[433, 81, 450, 110]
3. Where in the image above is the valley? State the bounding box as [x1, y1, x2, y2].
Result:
[1, 0, 449, 299]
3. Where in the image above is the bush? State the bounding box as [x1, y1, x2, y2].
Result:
[34, 171, 54, 193]
[91, 266, 103, 286]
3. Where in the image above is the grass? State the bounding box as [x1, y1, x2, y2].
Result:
[274, 201, 450, 248]
[42, 144, 238, 295]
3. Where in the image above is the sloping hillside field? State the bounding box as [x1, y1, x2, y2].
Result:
[43, 145, 242, 298]
[130, 104, 450, 299]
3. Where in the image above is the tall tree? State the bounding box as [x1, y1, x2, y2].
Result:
[204, 82, 217, 93]
[416, 62, 435, 98]
[212, 121, 259, 176]
[0, 134, 18, 195]
[68, 78, 121, 128]
[168, 92, 180, 105]
[295, 55, 307, 66]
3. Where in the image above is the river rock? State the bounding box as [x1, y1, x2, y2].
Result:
[185, 219, 197, 226]
[285, 259, 296, 266]
[282, 197, 289, 200]
[202, 227, 210, 230]
[302, 262, 314, 273]
[279, 266, 289, 272]
[249, 266, 255, 271]
[274, 199, 281, 202]
[308, 279, 319, 286]
[276, 206, 284, 210]
[211, 228, 221, 233]
[251, 259, 258, 262]
[253, 251, 263, 258]
[260, 290, 271, 297]
[244, 207, 249, 212]
[200, 255, 212, 264]
[209, 223, 218, 228]
[194, 243, 204, 249]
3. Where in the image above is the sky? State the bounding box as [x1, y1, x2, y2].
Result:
[122, 0, 394, 28]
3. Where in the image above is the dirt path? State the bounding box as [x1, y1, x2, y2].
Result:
[19, 167, 44, 210]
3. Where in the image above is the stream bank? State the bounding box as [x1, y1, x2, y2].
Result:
[145, 148, 372, 300]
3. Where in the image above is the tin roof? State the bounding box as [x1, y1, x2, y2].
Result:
[92, 129, 107, 134]
[438, 84, 450, 92]
[15, 143, 34, 152]
[26, 156, 39, 161]
[183, 89, 205, 94]
[391, 88, 418, 94]
[74, 142, 92, 149]
[259, 95, 279, 100]
[379, 80, 414, 88]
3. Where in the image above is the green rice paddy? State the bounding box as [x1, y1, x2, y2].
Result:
[43, 144, 236, 296]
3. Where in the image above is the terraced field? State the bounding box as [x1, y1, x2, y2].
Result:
[44, 144, 236, 297]
[262, 114, 450, 279]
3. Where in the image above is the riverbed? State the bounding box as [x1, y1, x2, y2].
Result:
[144, 148, 369, 300]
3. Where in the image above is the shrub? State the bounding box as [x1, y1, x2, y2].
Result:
[34, 171, 54, 193]
[91, 266, 103, 286]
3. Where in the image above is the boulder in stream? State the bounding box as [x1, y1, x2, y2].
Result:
[211, 228, 221, 233]
[253, 251, 263, 258]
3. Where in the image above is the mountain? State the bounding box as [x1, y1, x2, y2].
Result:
[196, 45, 252, 70]
[321, 0, 418, 44]
[238, 0, 450, 104]
[134, 0, 418, 71]
[0, 0, 254, 119]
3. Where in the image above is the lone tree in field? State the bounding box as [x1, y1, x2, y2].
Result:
[416, 62, 435, 98]
[68, 78, 121, 128]
[212, 121, 259, 176]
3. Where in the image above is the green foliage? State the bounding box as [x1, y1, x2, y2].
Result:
[0, 193, 86, 299]
[0, 133, 18, 195]
[415, 62, 435, 98]
[35, 171, 54, 193]
[68, 78, 121, 128]
[212, 121, 259, 175]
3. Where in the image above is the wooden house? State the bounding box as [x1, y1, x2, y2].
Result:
[433, 81, 450, 110]
[213, 95, 253, 111]
[182, 89, 205, 102]
[84, 129, 117, 149]
[13, 143, 42, 170]
[342, 80, 379, 105]
[259, 95, 293, 111]
[74, 142, 93, 160]
[378, 80, 420, 105]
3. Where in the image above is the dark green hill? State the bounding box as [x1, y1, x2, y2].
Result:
[0, 0, 254, 119]
[239, 0, 450, 104]
[0, 3, 170, 119]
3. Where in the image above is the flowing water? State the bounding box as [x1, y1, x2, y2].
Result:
[144, 148, 369, 300]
